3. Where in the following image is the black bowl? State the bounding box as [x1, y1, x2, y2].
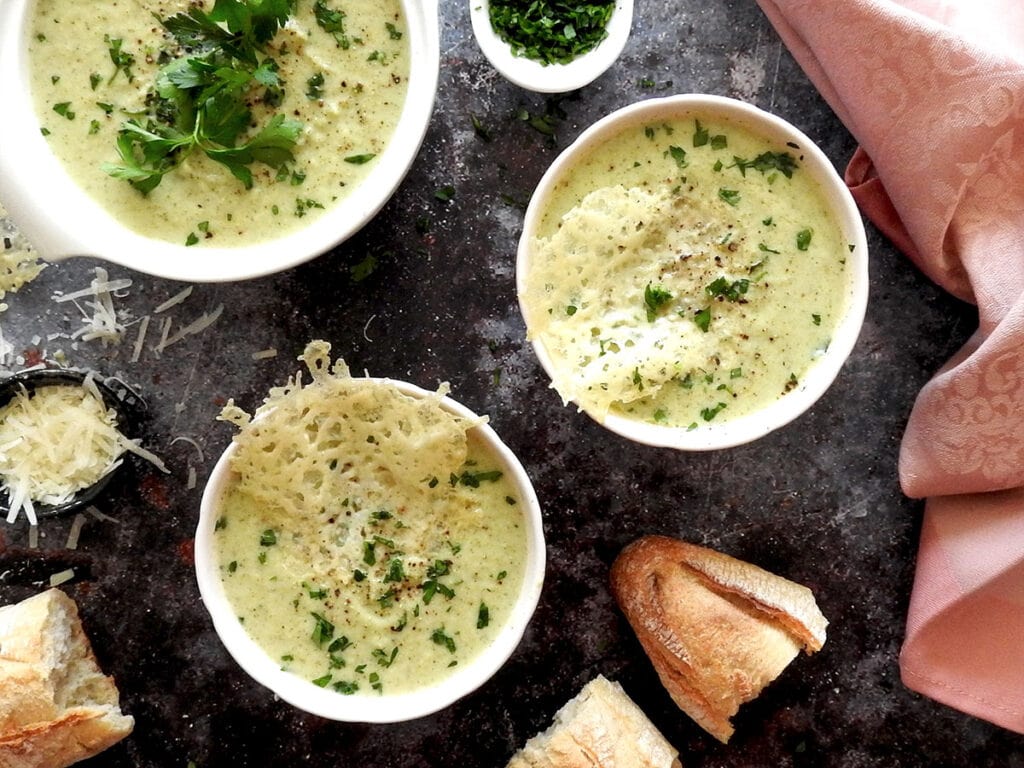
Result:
[0, 368, 147, 519]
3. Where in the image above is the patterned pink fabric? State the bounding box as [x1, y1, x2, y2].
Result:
[755, 0, 1024, 733]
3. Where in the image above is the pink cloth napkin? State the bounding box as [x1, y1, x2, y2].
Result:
[754, 0, 1024, 733]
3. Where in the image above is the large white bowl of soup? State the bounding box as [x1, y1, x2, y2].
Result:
[195, 342, 545, 722]
[517, 95, 869, 451]
[0, 0, 439, 282]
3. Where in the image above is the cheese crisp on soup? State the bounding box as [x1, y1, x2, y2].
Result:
[28, 0, 409, 246]
[521, 117, 854, 429]
[213, 342, 528, 695]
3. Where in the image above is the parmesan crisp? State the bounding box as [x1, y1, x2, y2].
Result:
[218, 340, 484, 587]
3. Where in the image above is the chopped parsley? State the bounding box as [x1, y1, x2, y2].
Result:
[344, 153, 376, 165]
[306, 72, 325, 100]
[451, 469, 503, 487]
[796, 228, 813, 251]
[693, 120, 709, 147]
[104, 35, 136, 84]
[52, 102, 75, 120]
[718, 188, 741, 206]
[487, 0, 616, 65]
[732, 151, 799, 178]
[314, 0, 350, 48]
[311, 612, 335, 646]
[372, 647, 399, 668]
[666, 145, 688, 168]
[705, 276, 750, 302]
[701, 402, 728, 421]
[431, 627, 457, 654]
[643, 283, 673, 321]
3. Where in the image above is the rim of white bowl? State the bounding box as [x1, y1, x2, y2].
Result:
[0, 0, 439, 283]
[516, 94, 870, 451]
[194, 379, 546, 723]
[469, 0, 634, 94]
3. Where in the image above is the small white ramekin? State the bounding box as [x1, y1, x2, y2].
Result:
[194, 379, 546, 722]
[517, 94, 869, 451]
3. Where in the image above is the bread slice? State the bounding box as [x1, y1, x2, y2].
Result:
[0, 589, 134, 768]
[610, 536, 827, 743]
[506, 675, 681, 768]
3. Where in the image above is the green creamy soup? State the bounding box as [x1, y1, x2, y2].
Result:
[522, 116, 853, 429]
[28, 0, 409, 246]
[214, 432, 527, 696]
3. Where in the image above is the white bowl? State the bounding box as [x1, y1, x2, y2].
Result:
[469, 0, 633, 93]
[517, 94, 869, 451]
[0, 0, 439, 282]
[195, 379, 545, 722]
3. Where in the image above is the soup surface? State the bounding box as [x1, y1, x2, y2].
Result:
[28, 0, 409, 246]
[521, 114, 854, 429]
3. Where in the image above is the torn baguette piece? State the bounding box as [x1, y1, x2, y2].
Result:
[610, 535, 827, 744]
[0, 589, 134, 768]
[506, 674, 681, 768]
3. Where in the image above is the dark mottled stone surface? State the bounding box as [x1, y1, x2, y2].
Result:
[1, 0, 1021, 766]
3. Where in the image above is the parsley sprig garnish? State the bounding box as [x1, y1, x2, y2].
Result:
[103, 0, 302, 195]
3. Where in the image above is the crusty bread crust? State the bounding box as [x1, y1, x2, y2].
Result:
[0, 589, 133, 768]
[506, 675, 681, 768]
[610, 536, 828, 743]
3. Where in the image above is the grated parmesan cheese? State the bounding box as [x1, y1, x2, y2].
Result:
[153, 286, 193, 313]
[66, 512, 87, 549]
[56, 267, 132, 347]
[0, 202, 46, 311]
[0, 378, 166, 523]
[48, 568, 74, 587]
[86, 505, 119, 524]
[131, 315, 151, 363]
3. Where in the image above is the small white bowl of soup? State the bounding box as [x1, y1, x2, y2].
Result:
[517, 94, 868, 450]
[195, 343, 545, 722]
[0, 0, 439, 282]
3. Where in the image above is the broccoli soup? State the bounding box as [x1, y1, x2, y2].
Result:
[28, 0, 409, 247]
[520, 115, 854, 431]
[212, 343, 529, 696]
